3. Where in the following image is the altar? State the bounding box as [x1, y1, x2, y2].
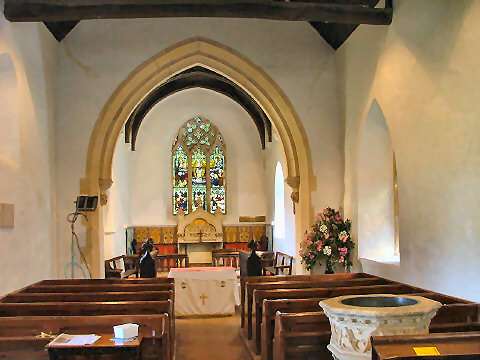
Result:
[168, 267, 240, 316]
[176, 209, 223, 264]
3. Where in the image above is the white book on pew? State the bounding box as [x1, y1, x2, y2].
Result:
[48, 333, 101, 346]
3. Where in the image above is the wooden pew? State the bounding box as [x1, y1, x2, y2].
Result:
[38, 278, 173, 285]
[0, 314, 169, 360]
[0, 337, 51, 360]
[273, 304, 480, 360]
[240, 273, 374, 328]
[0, 300, 175, 360]
[246, 276, 391, 339]
[20, 283, 173, 293]
[273, 311, 331, 360]
[260, 293, 472, 360]
[430, 303, 480, 332]
[1, 290, 174, 303]
[262, 298, 324, 360]
[371, 332, 480, 360]
[249, 283, 415, 341]
[246, 277, 392, 347]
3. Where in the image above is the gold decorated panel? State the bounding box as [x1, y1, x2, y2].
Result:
[224, 226, 238, 243]
[163, 227, 176, 243]
[222, 224, 267, 243]
[238, 226, 250, 242]
[252, 226, 265, 242]
[133, 226, 177, 244]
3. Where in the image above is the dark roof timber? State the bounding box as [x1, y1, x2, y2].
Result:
[5, 0, 392, 47]
[125, 66, 272, 151]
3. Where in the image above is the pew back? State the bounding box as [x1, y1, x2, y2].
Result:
[20, 283, 173, 293]
[1, 290, 174, 303]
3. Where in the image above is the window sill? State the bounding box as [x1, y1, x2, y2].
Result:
[360, 255, 400, 265]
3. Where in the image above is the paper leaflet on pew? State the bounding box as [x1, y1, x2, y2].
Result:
[48, 333, 101, 346]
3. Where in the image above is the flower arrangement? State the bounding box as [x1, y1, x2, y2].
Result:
[300, 207, 354, 273]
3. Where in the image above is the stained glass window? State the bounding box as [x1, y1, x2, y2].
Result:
[173, 146, 188, 214]
[191, 148, 207, 211]
[172, 116, 226, 214]
[210, 146, 226, 214]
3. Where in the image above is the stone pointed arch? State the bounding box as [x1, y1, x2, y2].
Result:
[82, 37, 313, 276]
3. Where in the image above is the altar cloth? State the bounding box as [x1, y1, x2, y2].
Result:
[169, 267, 240, 316]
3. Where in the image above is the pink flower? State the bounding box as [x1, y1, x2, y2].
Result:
[335, 214, 342, 221]
[317, 242, 323, 251]
[339, 247, 348, 256]
[310, 254, 315, 259]
[306, 239, 312, 246]
[315, 213, 324, 221]
[343, 238, 347, 243]
[325, 217, 330, 222]
[340, 256, 345, 263]
[324, 233, 330, 240]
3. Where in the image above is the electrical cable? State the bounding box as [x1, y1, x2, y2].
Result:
[65, 210, 92, 279]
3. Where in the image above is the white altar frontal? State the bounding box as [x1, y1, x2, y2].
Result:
[168, 267, 240, 316]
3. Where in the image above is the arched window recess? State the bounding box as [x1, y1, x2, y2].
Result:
[172, 116, 226, 215]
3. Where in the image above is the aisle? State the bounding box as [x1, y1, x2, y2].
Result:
[175, 313, 251, 360]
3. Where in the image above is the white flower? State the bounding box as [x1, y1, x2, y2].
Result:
[323, 246, 332, 256]
[319, 225, 328, 233]
[339, 231, 348, 238]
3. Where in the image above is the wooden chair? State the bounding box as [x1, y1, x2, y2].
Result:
[264, 252, 294, 275]
[239, 250, 275, 277]
[104, 255, 139, 278]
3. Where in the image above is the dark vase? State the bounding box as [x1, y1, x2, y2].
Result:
[325, 259, 334, 274]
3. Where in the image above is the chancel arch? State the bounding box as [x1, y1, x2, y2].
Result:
[357, 99, 399, 263]
[82, 37, 313, 276]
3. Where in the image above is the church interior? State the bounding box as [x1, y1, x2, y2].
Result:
[1, 0, 480, 359]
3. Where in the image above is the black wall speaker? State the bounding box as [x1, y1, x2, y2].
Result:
[76, 196, 98, 212]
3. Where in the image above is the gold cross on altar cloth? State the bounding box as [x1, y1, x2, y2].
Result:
[199, 293, 208, 305]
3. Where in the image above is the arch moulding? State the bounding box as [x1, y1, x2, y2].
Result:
[81, 37, 314, 276]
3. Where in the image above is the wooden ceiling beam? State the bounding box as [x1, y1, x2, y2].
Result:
[4, 1, 392, 25]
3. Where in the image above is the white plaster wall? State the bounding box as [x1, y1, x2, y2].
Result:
[357, 100, 396, 261]
[53, 18, 343, 276]
[129, 88, 266, 225]
[340, 0, 480, 301]
[0, 14, 58, 293]
[104, 135, 132, 259]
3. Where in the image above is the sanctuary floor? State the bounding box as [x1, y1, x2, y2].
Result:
[176, 312, 251, 360]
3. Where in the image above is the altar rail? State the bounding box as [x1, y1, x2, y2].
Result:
[156, 254, 189, 272]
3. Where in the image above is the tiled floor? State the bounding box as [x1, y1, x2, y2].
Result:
[175, 313, 251, 360]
